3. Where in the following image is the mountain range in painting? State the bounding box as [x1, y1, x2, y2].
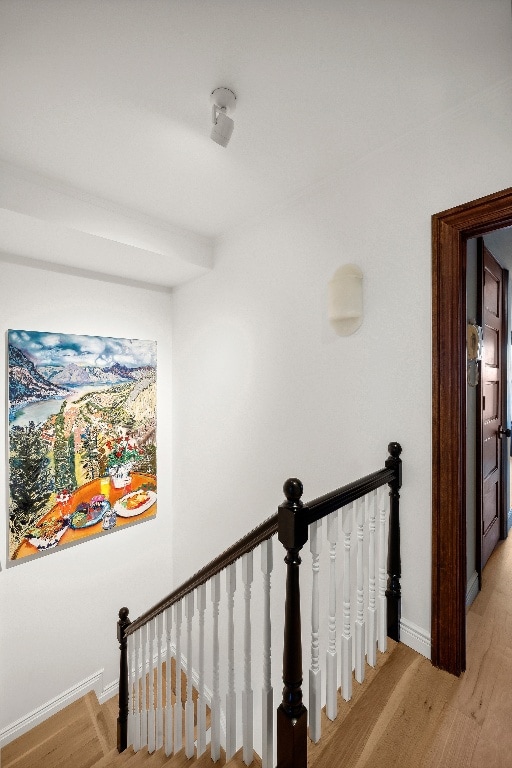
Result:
[8, 343, 67, 409]
[8, 344, 152, 414]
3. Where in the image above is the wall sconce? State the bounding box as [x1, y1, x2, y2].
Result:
[328, 264, 363, 336]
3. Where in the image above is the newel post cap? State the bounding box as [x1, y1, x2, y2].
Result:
[278, 478, 308, 551]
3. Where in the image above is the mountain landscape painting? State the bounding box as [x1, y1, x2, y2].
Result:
[8, 329, 157, 562]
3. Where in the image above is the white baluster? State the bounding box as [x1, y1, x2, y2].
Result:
[341, 503, 353, 702]
[185, 592, 195, 758]
[242, 552, 254, 765]
[211, 573, 221, 763]
[378, 486, 388, 652]
[226, 562, 237, 761]
[367, 491, 377, 667]
[148, 619, 156, 753]
[128, 632, 135, 749]
[355, 498, 366, 684]
[261, 539, 273, 768]
[326, 511, 338, 719]
[196, 584, 207, 757]
[156, 613, 164, 750]
[164, 607, 173, 757]
[174, 601, 183, 752]
[309, 519, 322, 741]
[140, 623, 148, 749]
[133, 629, 141, 752]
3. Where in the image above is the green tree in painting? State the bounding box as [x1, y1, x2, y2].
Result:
[137, 442, 156, 475]
[68, 434, 77, 485]
[81, 426, 100, 481]
[53, 405, 77, 492]
[9, 421, 54, 548]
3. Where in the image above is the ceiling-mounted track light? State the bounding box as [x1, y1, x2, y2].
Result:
[210, 87, 236, 147]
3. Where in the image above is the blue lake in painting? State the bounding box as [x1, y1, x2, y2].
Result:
[10, 395, 67, 427]
[9, 384, 116, 427]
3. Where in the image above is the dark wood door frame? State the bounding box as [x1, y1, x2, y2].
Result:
[432, 186, 512, 676]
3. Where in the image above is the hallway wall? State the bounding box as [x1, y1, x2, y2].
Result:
[0, 261, 173, 740]
[171, 76, 512, 657]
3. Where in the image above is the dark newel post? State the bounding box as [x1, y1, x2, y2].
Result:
[277, 478, 309, 768]
[385, 442, 403, 642]
[117, 607, 131, 753]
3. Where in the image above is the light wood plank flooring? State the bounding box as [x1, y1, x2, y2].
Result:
[3, 530, 512, 767]
[309, 529, 512, 767]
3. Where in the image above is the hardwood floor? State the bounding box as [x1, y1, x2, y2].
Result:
[1, 693, 117, 768]
[3, 530, 512, 767]
[310, 529, 512, 767]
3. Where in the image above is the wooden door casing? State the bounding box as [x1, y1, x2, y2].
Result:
[432, 186, 512, 677]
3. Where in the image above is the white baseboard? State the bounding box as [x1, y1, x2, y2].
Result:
[0, 669, 107, 748]
[399, 617, 431, 659]
[466, 570, 480, 609]
[98, 678, 118, 705]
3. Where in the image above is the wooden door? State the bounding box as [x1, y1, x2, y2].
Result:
[478, 240, 508, 573]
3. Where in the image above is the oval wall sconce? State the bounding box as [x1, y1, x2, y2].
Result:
[328, 264, 363, 336]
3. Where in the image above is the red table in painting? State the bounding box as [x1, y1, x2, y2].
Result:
[13, 472, 157, 560]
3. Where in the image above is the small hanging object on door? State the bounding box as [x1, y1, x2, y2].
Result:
[467, 321, 483, 387]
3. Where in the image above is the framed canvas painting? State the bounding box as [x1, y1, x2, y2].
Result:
[7, 329, 157, 562]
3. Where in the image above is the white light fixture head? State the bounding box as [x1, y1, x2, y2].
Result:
[210, 87, 236, 147]
[328, 264, 363, 336]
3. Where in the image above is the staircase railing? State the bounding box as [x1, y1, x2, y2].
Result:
[117, 441, 402, 767]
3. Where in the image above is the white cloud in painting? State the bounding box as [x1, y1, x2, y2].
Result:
[9, 329, 156, 370]
[40, 334, 62, 348]
[75, 335, 105, 354]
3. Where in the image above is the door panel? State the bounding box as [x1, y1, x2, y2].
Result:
[482, 426, 497, 479]
[484, 271, 499, 316]
[483, 380, 499, 420]
[483, 327, 498, 365]
[482, 480, 498, 534]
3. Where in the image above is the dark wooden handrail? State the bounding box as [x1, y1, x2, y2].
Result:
[125, 511, 278, 636]
[126, 463, 395, 637]
[303, 466, 395, 525]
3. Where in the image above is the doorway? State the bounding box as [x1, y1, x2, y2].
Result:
[469, 238, 509, 589]
[432, 186, 512, 676]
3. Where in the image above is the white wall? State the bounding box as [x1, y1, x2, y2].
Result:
[172, 76, 512, 655]
[0, 261, 173, 739]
